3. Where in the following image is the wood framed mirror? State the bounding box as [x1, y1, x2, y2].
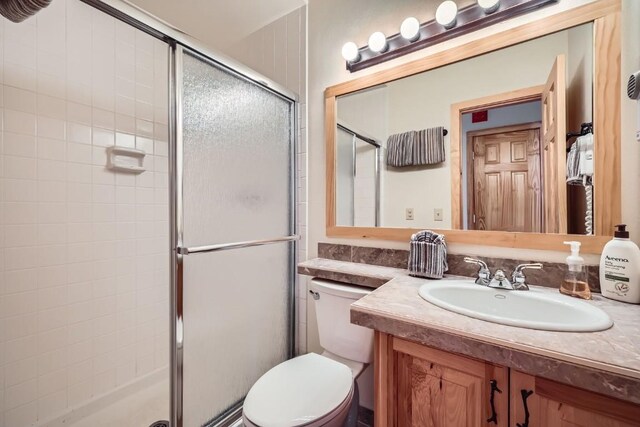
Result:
[325, 0, 621, 253]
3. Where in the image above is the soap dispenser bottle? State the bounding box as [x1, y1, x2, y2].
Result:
[560, 241, 591, 300]
[600, 224, 640, 304]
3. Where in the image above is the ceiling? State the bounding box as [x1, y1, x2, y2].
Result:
[126, 0, 307, 50]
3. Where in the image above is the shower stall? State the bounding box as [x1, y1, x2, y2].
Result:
[335, 124, 380, 227]
[0, 1, 298, 426]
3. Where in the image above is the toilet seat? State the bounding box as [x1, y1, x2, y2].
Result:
[243, 353, 354, 427]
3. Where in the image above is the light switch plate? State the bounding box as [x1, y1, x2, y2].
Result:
[406, 208, 414, 220]
[434, 208, 443, 221]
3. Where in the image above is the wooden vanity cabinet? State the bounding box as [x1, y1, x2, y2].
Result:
[510, 371, 640, 427]
[375, 332, 640, 427]
[375, 333, 509, 427]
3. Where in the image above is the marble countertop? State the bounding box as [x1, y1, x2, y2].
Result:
[299, 258, 640, 404]
[298, 258, 408, 288]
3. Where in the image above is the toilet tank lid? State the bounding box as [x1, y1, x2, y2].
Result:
[243, 353, 352, 426]
[310, 278, 371, 299]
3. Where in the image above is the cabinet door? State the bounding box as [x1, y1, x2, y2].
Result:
[375, 333, 508, 427]
[510, 371, 640, 427]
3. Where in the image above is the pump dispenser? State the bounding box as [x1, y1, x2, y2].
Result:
[600, 224, 640, 303]
[560, 241, 591, 300]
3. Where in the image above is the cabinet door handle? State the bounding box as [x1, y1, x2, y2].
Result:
[516, 389, 534, 427]
[486, 379, 502, 424]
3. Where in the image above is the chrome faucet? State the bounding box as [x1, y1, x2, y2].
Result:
[489, 269, 512, 289]
[463, 257, 490, 286]
[464, 258, 543, 291]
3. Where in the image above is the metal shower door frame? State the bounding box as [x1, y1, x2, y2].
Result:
[74, 3, 299, 426]
[170, 45, 298, 427]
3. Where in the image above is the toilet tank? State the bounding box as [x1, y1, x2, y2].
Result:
[310, 278, 374, 363]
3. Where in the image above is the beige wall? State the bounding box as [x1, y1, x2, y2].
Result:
[306, 0, 640, 352]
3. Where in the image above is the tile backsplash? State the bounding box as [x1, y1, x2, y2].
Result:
[318, 242, 601, 292]
[0, 1, 169, 425]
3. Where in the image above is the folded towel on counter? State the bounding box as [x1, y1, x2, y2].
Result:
[0, 0, 51, 22]
[386, 127, 446, 167]
[412, 126, 445, 166]
[408, 230, 448, 279]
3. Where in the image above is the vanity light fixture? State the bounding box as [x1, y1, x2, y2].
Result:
[400, 17, 421, 42]
[342, 0, 557, 73]
[342, 0, 559, 73]
[478, 0, 501, 14]
[341, 42, 360, 62]
[368, 31, 388, 53]
[435, 1, 458, 29]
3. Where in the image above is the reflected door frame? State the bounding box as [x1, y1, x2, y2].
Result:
[452, 85, 544, 229]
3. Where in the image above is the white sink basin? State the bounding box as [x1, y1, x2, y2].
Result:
[418, 280, 613, 332]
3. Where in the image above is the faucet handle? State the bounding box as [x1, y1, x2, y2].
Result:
[464, 257, 491, 284]
[464, 257, 488, 270]
[511, 263, 543, 290]
[513, 263, 543, 275]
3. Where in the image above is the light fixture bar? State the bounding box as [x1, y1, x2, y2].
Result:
[346, 0, 557, 73]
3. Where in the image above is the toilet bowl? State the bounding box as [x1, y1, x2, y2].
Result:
[242, 279, 374, 427]
[242, 353, 357, 427]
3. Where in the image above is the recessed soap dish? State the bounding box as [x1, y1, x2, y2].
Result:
[106, 146, 146, 174]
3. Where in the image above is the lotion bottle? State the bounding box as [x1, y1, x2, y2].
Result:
[600, 224, 640, 304]
[560, 241, 591, 300]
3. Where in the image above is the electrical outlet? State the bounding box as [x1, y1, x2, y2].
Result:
[406, 208, 414, 220]
[434, 208, 443, 221]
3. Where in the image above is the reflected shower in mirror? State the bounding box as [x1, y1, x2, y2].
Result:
[336, 124, 381, 227]
[335, 23, 594, 235]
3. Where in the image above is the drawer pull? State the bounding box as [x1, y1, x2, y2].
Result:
[486, 379, 502, 424]
[517, 389, 534, 427]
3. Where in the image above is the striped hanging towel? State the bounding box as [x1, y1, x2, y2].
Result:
[0, 0, 51, 22]
[408, 230, 448, 279]
[412, 126, 445, 165]
[385, 131, 414, 167]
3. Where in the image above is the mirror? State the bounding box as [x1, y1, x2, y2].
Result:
[335, 23, 596, 235]
[327, 1, 622, 252]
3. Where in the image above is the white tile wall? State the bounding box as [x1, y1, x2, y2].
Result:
[225, 6, 308, 355]
[0, 1, 169, 425]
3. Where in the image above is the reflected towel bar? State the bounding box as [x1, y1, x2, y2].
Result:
[177, 235, 300, 255]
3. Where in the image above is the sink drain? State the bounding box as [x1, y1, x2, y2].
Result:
[150, 421, 170, 427]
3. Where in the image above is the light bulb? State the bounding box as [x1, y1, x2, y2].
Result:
[341, 42, 360, 62]
[400, 17, 421, 42]
[368, 31, 388, 53]
[436, 1, 458, 29]
[478, 0, 500, 14]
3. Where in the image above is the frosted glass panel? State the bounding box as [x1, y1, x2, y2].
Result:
[336, 128, 354, 226]
[336, 130, 378, 227]
[182, 243, 291, 426]
[182, 51, 293, 247]
[354, 140, 377, 227]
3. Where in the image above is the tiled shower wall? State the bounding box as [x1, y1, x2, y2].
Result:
[0, 0, 170, 425]
[226, 6, 308, 354]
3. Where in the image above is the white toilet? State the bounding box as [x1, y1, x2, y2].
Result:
[242, 278, 374, 427]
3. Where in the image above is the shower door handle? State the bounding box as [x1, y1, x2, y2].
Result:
[176, 235, 300, 255]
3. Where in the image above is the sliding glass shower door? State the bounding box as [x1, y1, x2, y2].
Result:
[172, 47, 297, 427]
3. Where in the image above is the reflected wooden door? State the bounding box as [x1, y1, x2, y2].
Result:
[542, 55, 567, 234]
[470, 123, 543, 232]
